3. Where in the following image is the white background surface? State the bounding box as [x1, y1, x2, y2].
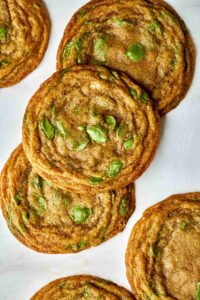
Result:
[0, 0, 200, 299]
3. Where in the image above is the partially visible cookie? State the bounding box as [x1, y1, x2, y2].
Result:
[31, 275, 135, 299]
[57, 0, 195, 115]
[0, 145, 135, 254]
[126, 193, 200, 300]
[22, 65, 160, 194]
[0, 0, 50, 87]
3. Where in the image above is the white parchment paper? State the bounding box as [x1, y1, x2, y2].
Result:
[0, 0, 200, 299]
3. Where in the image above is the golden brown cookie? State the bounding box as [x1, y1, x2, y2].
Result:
[31, 275, 135, 299]
[57, 0, 195, 115]
[0, 145, 135, 254]
[126, 193, 200, 300]
[0, 0, 50, 87]
[22, 65, 160, 194]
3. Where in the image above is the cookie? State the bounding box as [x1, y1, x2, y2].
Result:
[0, 145, 135, 254]
[57, 0, 195, 115]
[31, 275, 135, 299]
[126, 193, 200, 300]
[22, 65, 160, 194]
[0, 0, 50, 87]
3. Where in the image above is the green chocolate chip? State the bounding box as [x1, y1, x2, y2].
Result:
[110, 70, 119, 79]
[56, 120, 68, 138]
[8, 206, 13, 224]
[151, 244, 159, 257]
[15, 193, 22, 205]
[148, 20, 163, 33]
[129, 88, 137, 98]
[73, 138, 89, 152]
[39, 117, 55, 140]
[78, 124, 87, 131]
[88, 176, 104, 185]
[140, 92, 149, 103]
[126, 43, 145, 62]
[87, 125, 108, 143]
[110, 18, 131, 26]
[94, 37, 108, 62]
[70, 206, 92, 224]
[124, 137, 135, 150]
[107, 160, 123, 178]
[76, 32, 89, 64]
[36, 197, 46, 216]
[51, 106, 56, 119]
[0, 60, 9, 67]
[22, 211, 30, 223]
[31, 176, 43, 190]
[59, 282, 65, 289]
[0, 26, 7, 40]
[63, 41, 74, 59]
[119, 198, 129, 216]
[79, 240, 88, 248]
[105, 115, 117, 130]
[179, 221, 189, 230]
[116, 123, 128, 139]
[195, 282, 200, 300]
[76, 40, 83, 64]
[78, 9, 89, 19]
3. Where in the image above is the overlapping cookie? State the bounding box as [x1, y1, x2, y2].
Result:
[57, 0, 195, 115]
[0, 145, 135, 253]
[126, 193, 200, 300]
[0, 0, 50, 87]
[31, 275, 135, 299]
[22, 65, 160, 193]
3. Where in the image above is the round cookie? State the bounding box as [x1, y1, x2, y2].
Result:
[31, 275, 135, 299]
[0, 145, 135, 254]
[126, 193, 200, 300]
[0, 0, 50, 87]
[22, 65, 160, 194]
[57, 0, 195, 115]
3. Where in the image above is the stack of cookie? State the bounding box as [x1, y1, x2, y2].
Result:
[0, 0, 197, 299]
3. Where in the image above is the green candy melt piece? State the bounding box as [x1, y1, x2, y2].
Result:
[31, 176, 43, 190]
[15, 193, 22, 205]
[140, 92, 149, 103]
[78, 9, 89, 19]
[39, 117, 55, 140]
[0, 60, 9, 67]
[8, 206, 13, 224]
[148, 20, 163, 33]
[129, 88, 137, 98]
[56, 120, 68, 138]
[126, 43, 145, 62]
[88, 176, 104, 185]
[105, 115, 117, 130]
[73, 139, 89, 152]
[70, 206, 92, 224]
[78, 124, 87, 131]
[119, 198, 129, 216]
[94, 37, 108, 62]
[0, 25, 7, 40]
[179, 221, 189, 230]
[124, 137, 135, 150]
[111, 18, 131, 26]
[107, 160, 123, 178]
[76, 32, 89, 64]
[151, 244, 159, 257]
[22, 211, 30, 222]
[87, 125, 108, 143]
[196, 283, 200, 300]
[62, 41, 74, 59]
[116, 123, 127, 139]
